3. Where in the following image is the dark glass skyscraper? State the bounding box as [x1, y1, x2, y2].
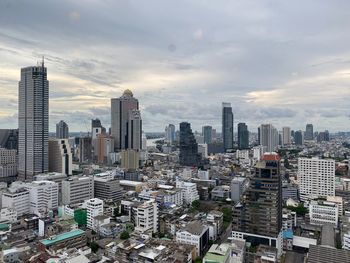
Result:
[179, 122, 201, 167]
[294, 130, 304, 145]
[222, 102, 233, 151]
[202, 125, 212, 144]
[18, 62, 49, 181]
[305, 124, 313, 140]
[237, 123, 249, 149]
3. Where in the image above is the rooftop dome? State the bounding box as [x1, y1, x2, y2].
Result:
[123, 89, 133, 97]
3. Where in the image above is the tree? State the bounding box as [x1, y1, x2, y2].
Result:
[222, 207, 232, 222]
[286, 204, 307, 216]
[89, 241, 99, 253]
[120, 230, 130, 240]
[191, 200, 200, 210]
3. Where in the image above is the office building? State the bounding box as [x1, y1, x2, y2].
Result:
[95, 134, 114, 164]
[18, 62, 49, 181]
[0, 129, 18, 150]
[165, 124, 176, 144]
[2, 188, 30, 216]
[237, 123, 249, 149]
[56, 120, 69, 139]
[128, 109, 142, 150]
[282, 127, 291, 146]
[133, 200, 158, 233]
[48, 139, 72, 175]
[309, 200, 338, 226]
[121, 149, 140, 170]
[91, 118, 105, 139]
[317, 130, 330, 142]
[305, 124, 314, 141]
[231, 177, 248, 202]
[179, 122, 201, 167]
[94, 174, 123, 202]
[294, 130, 304, 145]
[176, 181, 200, 204]
[259, 124, 279, 152]
[34, 172, 67, 205]
[0, 148, 17, 181]
[111, 89, 139, 150]
[222, 102, 233, 151]
[62, 176, 94, 205]
[298, 157, 335, 201]
[232, 153, 282, 255]
[84, 198, 104, 230]
[202, 126, 212, 144]
[78, 137, 92, 163]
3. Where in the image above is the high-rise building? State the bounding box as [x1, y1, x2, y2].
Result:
[165, 124, 175, 144]
[95, 134, 114, 164]
[48, 139, 72, 175]
[202, 126, 212, 144]
[317, 130, 330, 142]
[237, 123, 249, 149]
[305, 124, 314, 140]
[282, 127, 291, 146]
[94, 174, 122, 202]
[91, 119, 105, 139]
[18, 63, 49, 181]
[232, 153, 282, 255]
[0, 148, 17, 181]
[121, 149, 140, 170]
[0, 129, 18, 150]
[294, 130, 304, 145]
[222, 103, 233, 151]
[128, 109, 142, 150]
[259, 124, 279, 152]
[111, 89, 139, 150]
[78, 137, 92, 164]
[179, 122, 201, 167]
[56, 120, 69, 139]
[298, 157, 335, 201]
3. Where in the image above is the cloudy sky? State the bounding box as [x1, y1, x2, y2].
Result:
[0, 0, 349, 133]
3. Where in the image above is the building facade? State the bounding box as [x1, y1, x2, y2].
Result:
[56, 120, 69, 139]
[62, 176, 94, 205]
[48, 139, 72, 175]
[259, 124, 279, 152]
[237, 123, 249, 149]
[179, 122, 201, 167]
[18, 63, 49, 181]
[222, 103, 233, 151]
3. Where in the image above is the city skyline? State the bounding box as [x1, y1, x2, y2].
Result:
[1, 1, 350, 132]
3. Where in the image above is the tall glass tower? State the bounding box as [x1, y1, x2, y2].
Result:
[18, 62, 49, 181]
[222, 102, 233, 151]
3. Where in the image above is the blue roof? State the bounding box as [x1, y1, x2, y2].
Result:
[40, 229, 85, 246]
[283, 230, 293, 239]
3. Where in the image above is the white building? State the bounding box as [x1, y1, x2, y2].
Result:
[231, 177, 248, 202]
[259, 124, 279, 152]
[198, 170, 209, 180]
[327, 196, 343, 216]
[198, 143, 208, 158]
[0, 148, 17, 179]
[176, 181, 199, 205]
[176, 221, 209, 257]
[253, 146, 266, 161]
[0, 208, 17, 223]
[165, 124, 175, 144]
[298, 158, 335, 201]
[158, 189, 183, 207]
[2, 188, 30, 216]
[282, 127, 291, 146]
[25, 180, 58, 216]
[309, 200, 338, 226]
[236, 150, 249, 160]
[62, 176, 94, 205]
[84, 198, 104, 230]
[48, 139, 72, 175]
[133, 200, 158, 233]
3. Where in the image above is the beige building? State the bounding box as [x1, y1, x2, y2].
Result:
[121, 149, 140, 170]
[49, 139, 72, 175]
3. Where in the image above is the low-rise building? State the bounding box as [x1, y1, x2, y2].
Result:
[309, 200, 339, 226]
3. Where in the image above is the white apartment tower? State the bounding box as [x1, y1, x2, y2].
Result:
[84, 198, 104, 230]
[18, 62, 49, 181]
[133, 200, 158, 233]
[259, 124, 279, 152]
[298, 158, 335, 201]
[62, 176, 94, 205]
[282, 127, 291, 146]
[176, 181, 199, 204]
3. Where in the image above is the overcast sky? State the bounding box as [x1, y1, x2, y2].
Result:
[0, 0, 349, 133]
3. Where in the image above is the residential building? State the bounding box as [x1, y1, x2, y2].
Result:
[165, 124, 176, 144]
[176, 221, 209, 257]
[18, 63, 49, 181]
[48, 139, 72, 175]
[56, 120, 69, 139]
[84, 198, 104, 230]
[62, 176, 94, 205]
[179, 122, 201, 167]
[133, 200, 158, 233]
[176, 181, 199, 204]
[298, 158, 335, 201]
[0, 148, 17, 181]
[309, 200, 338, 226]
[121, 149, 140, 170]
[111, 89, 139, 150]
[237, 123, 249, 149]
[95, 134, 114, 164]
[222, 102, 233, 151]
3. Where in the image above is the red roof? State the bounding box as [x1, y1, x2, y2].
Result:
[262, 153, 281, 161]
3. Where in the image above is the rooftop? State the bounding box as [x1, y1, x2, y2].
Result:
[40, 229, 85, 246]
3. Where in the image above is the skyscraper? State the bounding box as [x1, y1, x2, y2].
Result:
[56, 120, 69, 139]
[305, 124, 314, 140]
[259, 124, 278, 152]
[179, 122, 201, 167]
[18, 62, 49, 181]
[237, 123, 249, 149]
[202, 125, 212, 144]
[232, 153, 282, 254]
[48, 139, 72, 175]
[128, 109, 142, 150]
[165, 124, 175, 144]
[111, 90, 139, 150]
[294, 130, 304, 145]
[282, 127, 291, 146]
[222, 102, 233, 151]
